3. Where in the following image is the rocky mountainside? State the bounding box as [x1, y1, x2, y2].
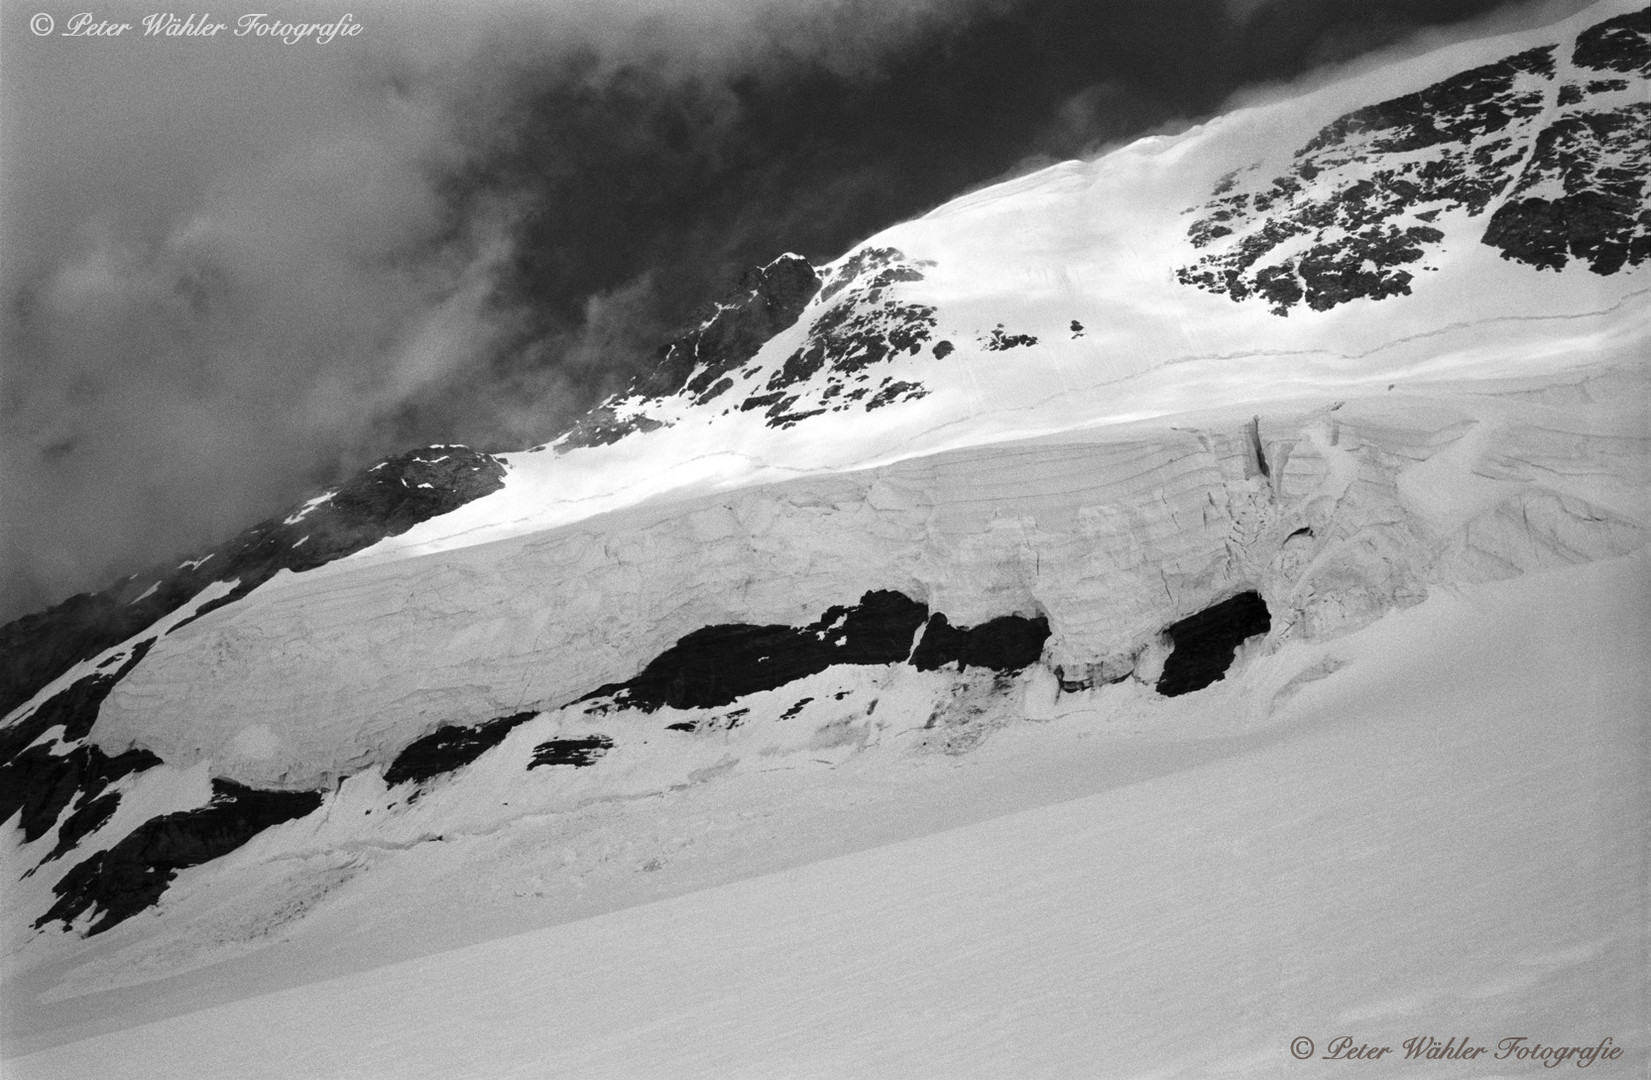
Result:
[2, 2, 1647, 1060]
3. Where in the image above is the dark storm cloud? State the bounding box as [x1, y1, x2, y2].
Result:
[0, 0, 1586, 623]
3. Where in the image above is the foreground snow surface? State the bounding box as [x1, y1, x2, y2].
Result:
[10, 553, 1646, 1079]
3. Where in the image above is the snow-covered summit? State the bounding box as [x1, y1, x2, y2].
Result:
[332, 0, 1648, 568]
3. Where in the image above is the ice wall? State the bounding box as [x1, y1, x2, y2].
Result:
[94, 370, 1647, 790]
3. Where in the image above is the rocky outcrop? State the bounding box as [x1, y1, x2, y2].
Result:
[1570, 8, 1650, 75]
[0, 446, 508, 936]
[1155, 592, 1272, 697]
[383, 711, 539, 787]
[1, 743, 161, 848]
[581, 590, 929, 712]
[36, 780, 323, 936]
[0, 644, 160, 851]
[527, 736, 614, 769]
[1177, 10, 1649, 313]
[909, 613, 1050, 673]
[1482, 103, 1650, 275]
[0, 446, 507, 723]
[751, 248, 936, 428]
[577, 590, 1053, 720]
[641, 254, 821, 405]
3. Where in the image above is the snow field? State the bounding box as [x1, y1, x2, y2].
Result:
[9, 551, 1646, 1078]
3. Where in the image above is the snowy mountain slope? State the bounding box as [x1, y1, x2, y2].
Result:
[9, 550, 1647, 1077]
[2, 1, 1648, 1071]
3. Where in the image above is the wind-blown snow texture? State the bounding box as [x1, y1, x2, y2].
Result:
[2, 3, 1648, 1074]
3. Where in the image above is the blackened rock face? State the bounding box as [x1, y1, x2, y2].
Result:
[1177, 13, 1649, 314]
[1155, 591, 1271, 698]
[1179, 46, 1554, 315]
[983, 325, 1038, 351]
[1482, 104, 1650, 275]
[584, 592, 1055, 715]
[0, 446, 507, 723]
[753, 248, 936, 428]
[313, 446, 509, 546]
[582, 590, 930, 712]
[635, 254, 822, 406]
[909, 612, 1051, 673]
[37, 779, 323, 936]
[383, 711, 539, 787]
[0, 642, 161, 854]
[42, 790, 123, 865]
[554, 409, 665, 451]
[1571, 9, 1651, 76]
[1478, 13, 1649, 276]
[0, 743, 161, 847]
[528, 735, 614, 769]
[0, 643, 152, 767]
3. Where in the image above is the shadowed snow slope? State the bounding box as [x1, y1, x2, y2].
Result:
[2, 2, 1647, 1074]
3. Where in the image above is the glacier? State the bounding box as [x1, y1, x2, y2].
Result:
[2, 2, 1647, 1076]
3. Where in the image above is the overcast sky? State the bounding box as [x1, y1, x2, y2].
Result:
[0, 0, 1592, 622]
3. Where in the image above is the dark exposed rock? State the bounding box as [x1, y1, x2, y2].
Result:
[1481, 105, 1650, 275]
[1180, 15, 1649, 314]
[983, 325, 1039, 350]
[41, 791, 122, 865]
[865, 380, 930, 410]
[931, 340, 955, 359]
[584, 593, 1061, 715]
[562, 246, 938, 432]
[1, 747, 88, 843]
[0, 743, 161, 845]
[1177, 44, 1569, 314]
[1571, 10, 1650, 76]
[1054, 663, 1131, 693]
[528, 735, 613, 769]
[583, 590, 929, 712]
[1301, 46, 1553, 157]
[711, 709, 750, 730]
[748, 248, 938, 428]
[1155, 591, 1271, 698]
[632, 254, 821, 406]
[0, 642, 152, 769]
[37, 780, 323, 936]
[0, 641, 163, 852]
[383, 711, 539, 787]
[555, 408, 665, 451]
[766, 273, 935, 388]
[909, 612, 1050, 673]
[0, 447, 507, 723]
[740, 391, 789, 413]
[817, 247, 909, 303]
